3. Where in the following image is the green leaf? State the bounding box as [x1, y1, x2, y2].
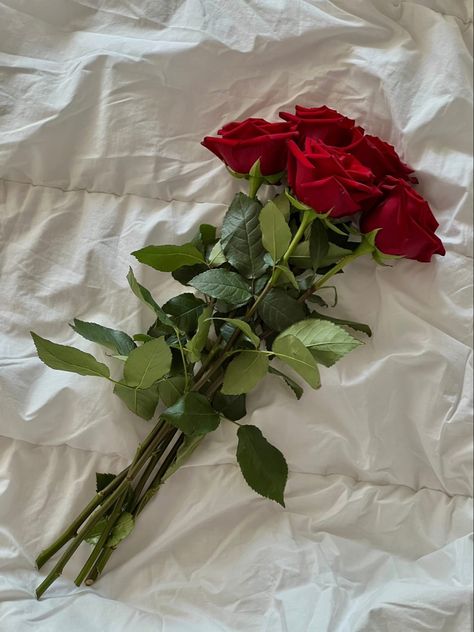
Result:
[190, 269, 252, 306]
[272, 335, 320, 388]
[221, 351, 268, 395]
[281, 319, 362, 367]
[172, 263, 208, 286]
[259, 200, 292, 262]
[31, 332, 110, 378]
[199, 223, 217, 245]
[309, 310, 372, 337]
[162, 392, 220, 436]
[211, 318, 260, 348]
[162, 434, 205, 482]
[257, 288, 306, 332]
[309, 220, 329, 271]
[320, 243, 353, 267]
[212, 392, 247, 421]
[268, 366, 304, 400]
[85, 518, 107, 546]
[285, 189, 313, 211]
[158, 376, 186, 407]
[275, 265, 299, 289]
[220, 192, 267, 278]
[113, 382, 160, 420]
[236, 425, 288, 506]
[186, 305, 212, 363]
[272, 192, 290, 219]
[288, 241, 312, 268]
[123, 337, 172, 389]
[96, 473, 116, 493]
[133, 334, 153, 343]
[127, 268, 174, 329]
[208, 241, 227, 266]
[71, 319, 136, 356]
[162, 293, 205, 334]
[132, 244, 205, 272]
[106, 512, 134, 547]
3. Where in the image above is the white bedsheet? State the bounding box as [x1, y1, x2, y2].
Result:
[0, 1, 472, 630]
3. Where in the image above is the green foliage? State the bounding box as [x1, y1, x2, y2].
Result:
[221, 351, 269, 395]
[158, 376, 186, 407]
[123, 337, 172, 389]
[272, 334, 320, 388]
[272, 192, 290, 219]
[127, 268, 174, 330]
[107, 512, 134, 547]
[31, 332, 110, 379]
[113, 382, 160, 420]
[257, 288, 306, 332]
[95, 473, 116, 493]
[281, 319, 362, 367]
[162, 393, 220, 436]
[162, 293, 205, 334]
[259, 200, 292, 262]
[309, 310, 372, 337]
[268, 366, 304, 400]
[212, 392, 247, 421]
[172, 263, 208, 286]
[186, 305, 212, 362]
[162, 434, 205, 482]
[208, 241, 227, 266]
[132, 244, 205, 272]
[236, 425, 288, 506]
[309, 220, 329, 271]
[71, 319, 136, 356]
[220, 193, 267, 278]
[190, 269, 252, 306]
[211, 317, 260, 348]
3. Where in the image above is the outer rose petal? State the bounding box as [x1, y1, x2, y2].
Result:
[202, 119, 298, 175]
[360, 177, 445, 262]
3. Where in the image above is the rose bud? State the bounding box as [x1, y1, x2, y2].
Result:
[202, 118, 298, 176]
[287, 138, 381, 217]
[281, 105, 416, 183]
[360, 176, 446, 262]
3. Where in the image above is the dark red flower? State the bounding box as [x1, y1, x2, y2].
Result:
[280, 105, 356, 147]
[287, 138, 381, 217]
[360, 176, 445, 262]
[281, 105, 417, 183]
[202, 118, 298, 175]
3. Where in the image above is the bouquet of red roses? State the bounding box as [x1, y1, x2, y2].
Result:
[31, 105, 444, 598]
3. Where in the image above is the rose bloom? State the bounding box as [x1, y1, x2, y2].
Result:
[287, 138, 381, 217]
[360, 176, 446, 262]
[202, 118, 298, 175]
[280, 105, 416, 183]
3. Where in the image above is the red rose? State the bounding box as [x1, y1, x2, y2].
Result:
[360, 176, 445, 262]
[202, 118, 298, 175]
[280, 105, 416, 183]
[287, 138, 381, 217]
[280, 105, 356, 147]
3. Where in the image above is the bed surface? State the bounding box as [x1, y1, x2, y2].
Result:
[0, 1, 472, 630]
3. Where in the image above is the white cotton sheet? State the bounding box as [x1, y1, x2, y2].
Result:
[0, 1, 472, 630]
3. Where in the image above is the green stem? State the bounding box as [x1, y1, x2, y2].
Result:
[35, 466, 129, 570]
[85, 547, 114, 586]
[74, 487, 129, 587]
[299, 239, 373, 303]
[35, 477, 132, 599]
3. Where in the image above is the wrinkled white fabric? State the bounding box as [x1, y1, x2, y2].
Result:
[0, 1, 472, 631]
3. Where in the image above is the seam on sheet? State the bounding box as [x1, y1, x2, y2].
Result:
[0, 176, 224, 207]
[2, 433, 471, 501]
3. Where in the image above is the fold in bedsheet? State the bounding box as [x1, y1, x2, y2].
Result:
[0, 1, 472, 631]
